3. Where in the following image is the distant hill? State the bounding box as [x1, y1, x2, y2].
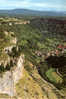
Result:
[0, 9, 66, 16]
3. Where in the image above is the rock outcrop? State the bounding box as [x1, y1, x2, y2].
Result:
[0, 54, 24, 97]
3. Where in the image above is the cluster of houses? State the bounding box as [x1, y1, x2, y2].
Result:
[35, 44, 66, 60]
[14, 20, 30, 25]
[0, 20, 30, 26]
[46, 44, 66, 58]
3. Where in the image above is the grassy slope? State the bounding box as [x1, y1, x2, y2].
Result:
[16, 61, 64, 99]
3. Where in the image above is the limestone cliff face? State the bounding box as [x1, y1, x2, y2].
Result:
[13, 54, 24, 83]
[0, 30, 25, 97]
[0, 54, 24, 97]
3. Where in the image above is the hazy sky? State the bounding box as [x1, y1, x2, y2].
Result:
[0, 0, 66, 11]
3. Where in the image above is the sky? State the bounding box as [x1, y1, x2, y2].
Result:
[0, 0, 66, 11]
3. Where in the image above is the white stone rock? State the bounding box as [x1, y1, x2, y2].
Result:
[0, 54, 24, 97]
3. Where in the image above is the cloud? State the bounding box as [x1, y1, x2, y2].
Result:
[0, 0, 66, 11]
[0, 0, 31, 9]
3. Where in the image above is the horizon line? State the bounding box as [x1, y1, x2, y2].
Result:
[0, 8, 65, 12]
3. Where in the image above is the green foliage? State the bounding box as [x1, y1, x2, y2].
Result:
[46, 68, 63, 84]
[0, 17, 65, 93]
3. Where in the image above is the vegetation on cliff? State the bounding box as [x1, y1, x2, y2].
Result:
[0, 17, 66, 98]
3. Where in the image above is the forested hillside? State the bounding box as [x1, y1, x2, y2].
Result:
[0, 17, 66, 99]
